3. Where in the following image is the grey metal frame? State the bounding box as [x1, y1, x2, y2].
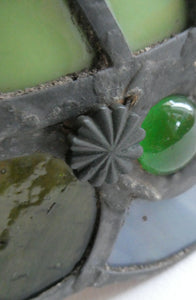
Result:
[0, 0, 196, 299]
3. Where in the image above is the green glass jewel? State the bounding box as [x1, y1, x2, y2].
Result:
[0, 0, 94, 92]
[107, 0, 187, 52]
[139, 95, 196, 175]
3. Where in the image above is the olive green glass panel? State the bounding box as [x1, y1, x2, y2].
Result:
[0, 0, 94, 92]
[0, 154, 97, 300]
[107, 0, 187, 51]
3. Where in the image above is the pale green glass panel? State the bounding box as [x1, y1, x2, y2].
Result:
[107, 0, 187, 51]
[0, 0, 94, 92]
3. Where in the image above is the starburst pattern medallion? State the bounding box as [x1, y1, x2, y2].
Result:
[67, 104, 145, 186]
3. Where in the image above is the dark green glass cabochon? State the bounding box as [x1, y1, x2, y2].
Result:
[0, 153, 97, 300]
[139, 95, 196, 175]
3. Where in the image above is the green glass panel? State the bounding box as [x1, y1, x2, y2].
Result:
[0, 0, 94, 92]
[139, 95, 196, 175]
[107, 0, 187, 51]
[0, 153, 97, 300]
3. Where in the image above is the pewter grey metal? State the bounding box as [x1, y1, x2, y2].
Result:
[67, 104, 145, 186]
[0, 0, 196, 299]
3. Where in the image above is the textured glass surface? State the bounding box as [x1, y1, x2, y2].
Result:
[107, 0, 187, 51]
[108, 185, 196, 266]
[139, 95, 196, 175]
[0, 0, 94, 92]
[0, 154, 97, 300]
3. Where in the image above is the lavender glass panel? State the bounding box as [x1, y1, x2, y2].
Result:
[108, 185, 196, 266]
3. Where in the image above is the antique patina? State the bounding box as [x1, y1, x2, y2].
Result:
[0, 1, 196, 299]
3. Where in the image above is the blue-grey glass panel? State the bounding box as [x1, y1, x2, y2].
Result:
[108, 185, 196, 266]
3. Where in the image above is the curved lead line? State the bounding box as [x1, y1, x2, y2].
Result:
[70, 153, 105, 170]
[77, 154, 108, 182]
[77, 115, 110, 148]
[93, 105, 114, 146]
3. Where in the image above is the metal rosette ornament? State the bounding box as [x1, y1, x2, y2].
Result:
[67, 104, 145, 186]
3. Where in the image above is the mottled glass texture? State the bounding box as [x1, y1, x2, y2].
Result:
[0, 0, 94, 92]
[0, 153, 97, 300]
[107, 0, 187, 51]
